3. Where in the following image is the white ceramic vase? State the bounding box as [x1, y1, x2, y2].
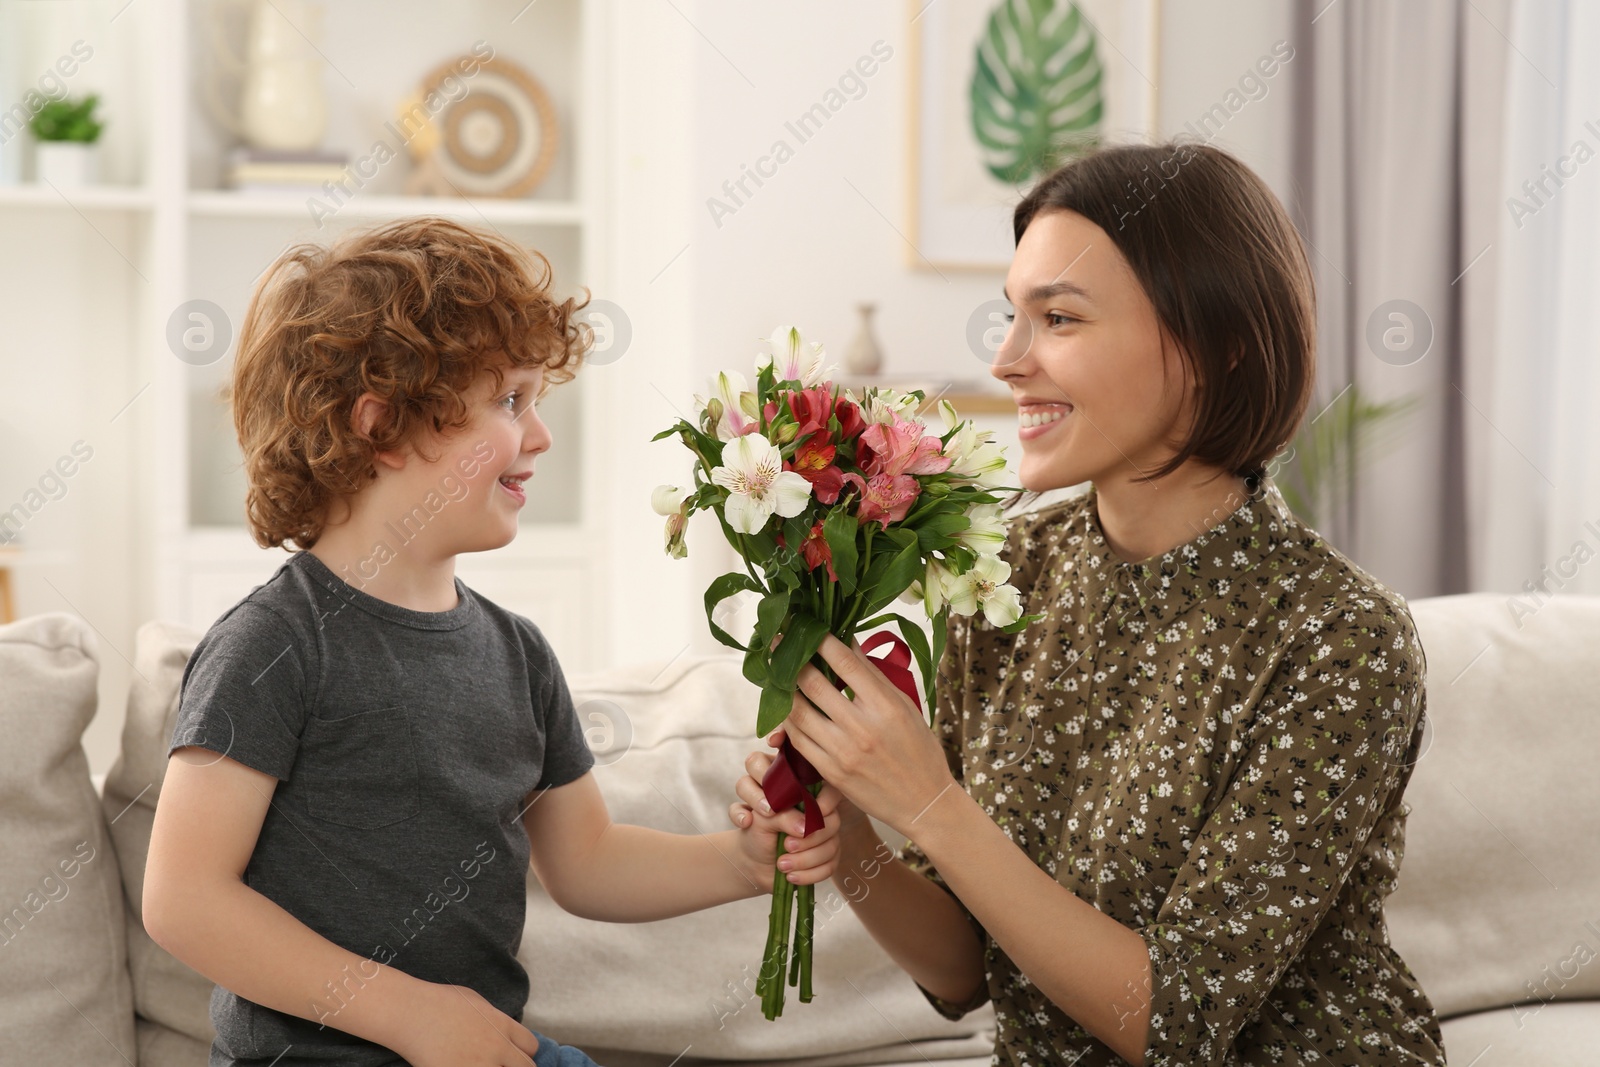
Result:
[205, 0, 328, 151]
[845, 302, 884, 376]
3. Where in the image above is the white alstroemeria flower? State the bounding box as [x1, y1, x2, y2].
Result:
[757, 325, 835, 388]
[709, 370, 757, 440]
[944, 555, 1023, 627]
[923, 556, 958, 615]
[651, 485, 692, 515]
[860, 388, 923, 426]
[899, 555, 957, 615]
[651, 485, 693, 558]
[939, 401, 1009, 487]
[959, 504, 1007, 556]
[710, 433, 813, 534]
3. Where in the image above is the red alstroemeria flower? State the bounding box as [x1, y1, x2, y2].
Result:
[833, 396, 866, 442]
[785, 386, 837, 438]
[799, 520, 837, 581]
[787, 436, 845, 505]
[856, 416, 952, 478]
[842, 471, 921, 528]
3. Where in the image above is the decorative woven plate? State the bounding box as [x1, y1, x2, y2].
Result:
[414, 54, 558, 197]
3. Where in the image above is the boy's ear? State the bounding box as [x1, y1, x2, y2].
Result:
[352, 393, 406, 470]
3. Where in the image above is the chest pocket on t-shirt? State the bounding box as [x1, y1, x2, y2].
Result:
[298, 705, 421, 829]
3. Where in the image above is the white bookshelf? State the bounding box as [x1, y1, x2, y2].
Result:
[186, 190, 587, 225]
[0, 0, 614, 672]
[0, 183, 155, 210]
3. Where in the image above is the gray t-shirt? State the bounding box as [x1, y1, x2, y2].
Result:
[168, 549, 595, 1067]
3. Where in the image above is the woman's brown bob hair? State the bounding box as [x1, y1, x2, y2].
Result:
[1013, 140, 1315, 484]
[226, 216, 590, 551]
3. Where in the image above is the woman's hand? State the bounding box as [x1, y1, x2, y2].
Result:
[728, 757, 844, 890]
[780, 633, 959, 841]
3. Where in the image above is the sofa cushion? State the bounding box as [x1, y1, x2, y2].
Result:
[1439, 1001, 1600, 1067]
[0, 613, 137, 1065]
[102, 620, 216, 1053]
[111, 620, 993, 1066]
[1387, 594, 1600, 1020]
[522, 651, 995, 1066]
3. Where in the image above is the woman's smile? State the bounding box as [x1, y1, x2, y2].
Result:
[1017, 402, 1074, 440]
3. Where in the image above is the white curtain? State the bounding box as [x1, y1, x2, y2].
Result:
[1289, 0, 1473, 598]
[1475, 0, 1600, 599]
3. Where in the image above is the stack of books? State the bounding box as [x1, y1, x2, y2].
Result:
[224, 148, 350, 194]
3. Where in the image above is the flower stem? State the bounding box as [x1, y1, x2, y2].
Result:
[789, 890, 803, 988]
[760, 831, 787, 1018]
[799, 882, 815, 1001]
[774, 858, 794, 1002]
[735, 534, 768, 595]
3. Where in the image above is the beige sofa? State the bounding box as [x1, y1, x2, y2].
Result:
[1, 593, 1596, 1066]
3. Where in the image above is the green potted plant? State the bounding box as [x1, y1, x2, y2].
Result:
[1273, 383, 1420, 530]
[30, 94, 105, 188]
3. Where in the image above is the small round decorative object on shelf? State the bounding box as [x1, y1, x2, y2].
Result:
[406, 55, 559, 198]
[844, 302, 884, 376]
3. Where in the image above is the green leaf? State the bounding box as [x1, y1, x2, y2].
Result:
[914, 511, 971, 552]
[757, 685, 795, 738]
[743, 645, 771, 687]
[704, 572, 762, 651]
[995, 610, 1046, 635]
[860, 532, 924, 618]
[743, 645, 772, 688]
[781, 513, 811, 556]
[755, 611, 833, 735]
[673, 425, 724, 473]
[891, 615, 934, 715]
[768, 612, 831, 690]
[755, 590, 792, 653]
[29, 94, 104, 142]
[823, 508, 860, 595]
[970, 0, 1104, 183]
[1274, 384, 1421, 529]
[931, 611, 949, 690]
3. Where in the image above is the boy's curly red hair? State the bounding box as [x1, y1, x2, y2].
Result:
[225, 216, 590, 550]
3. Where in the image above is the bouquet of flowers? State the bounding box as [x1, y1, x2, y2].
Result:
[651, 326, 1037, 1019]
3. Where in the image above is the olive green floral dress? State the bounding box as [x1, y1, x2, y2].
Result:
[899, 478, 1446, 1066]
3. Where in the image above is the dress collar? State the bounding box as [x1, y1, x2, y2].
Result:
[1075, 477, 1300, 624]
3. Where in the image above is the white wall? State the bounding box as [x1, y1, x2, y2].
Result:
[606, 1, 1298, 663]
[0, 0, 1304, 767]
[0, 2, 153, 778]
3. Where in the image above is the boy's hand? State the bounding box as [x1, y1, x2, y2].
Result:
[391, 980, 541, 1067]
[729, 730, 845, 890]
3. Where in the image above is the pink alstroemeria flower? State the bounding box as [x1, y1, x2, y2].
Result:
[856, 416, 953, 479]
[841, 471, 921, 528]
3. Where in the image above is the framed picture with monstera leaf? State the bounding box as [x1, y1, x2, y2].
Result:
[908, 0, 1160, 270]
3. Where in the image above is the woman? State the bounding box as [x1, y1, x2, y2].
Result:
[731, 142, 1446, 1066]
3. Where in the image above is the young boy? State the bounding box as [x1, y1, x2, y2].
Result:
[143, 217, 842, 1067]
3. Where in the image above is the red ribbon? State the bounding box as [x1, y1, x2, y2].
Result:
[760, 631, 921, 837]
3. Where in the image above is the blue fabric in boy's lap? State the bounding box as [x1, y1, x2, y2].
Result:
[532, 1029, 602, 1067]
[173, 548, 595, 1067]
